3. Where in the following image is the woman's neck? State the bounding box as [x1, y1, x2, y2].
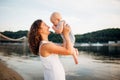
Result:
[41, 35, 48, 41]
[42, 39, 48, 41]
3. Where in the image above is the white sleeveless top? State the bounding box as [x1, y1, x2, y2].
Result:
[39, 41, 65, 80]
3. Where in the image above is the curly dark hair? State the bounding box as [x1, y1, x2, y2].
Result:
[28, 19, 42, 55]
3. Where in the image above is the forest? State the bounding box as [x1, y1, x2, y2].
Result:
[1, 28, 120, 43]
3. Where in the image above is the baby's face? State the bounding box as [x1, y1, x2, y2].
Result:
[51, 17, 59, 27]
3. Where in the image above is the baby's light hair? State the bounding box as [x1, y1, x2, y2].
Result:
[50, 12, 62, 21]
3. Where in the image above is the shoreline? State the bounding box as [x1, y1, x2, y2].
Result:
[0, 60, 24, 80]
[0, 56, 44, 80]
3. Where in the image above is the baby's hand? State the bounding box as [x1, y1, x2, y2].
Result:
[52, 25, 62, 34]
[52, 26, 58, 34]
[52, 25, 56, 31]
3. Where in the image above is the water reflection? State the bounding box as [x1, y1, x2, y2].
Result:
[0, 43, 30, 56]
[76, 46, 120, 60]
[0, 43, 120, 60]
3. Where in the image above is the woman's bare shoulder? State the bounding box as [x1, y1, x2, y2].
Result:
[40, 41, 57, 51]
[39, 42, 54, 57]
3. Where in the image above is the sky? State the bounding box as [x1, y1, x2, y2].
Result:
[0, 0, 120, 34]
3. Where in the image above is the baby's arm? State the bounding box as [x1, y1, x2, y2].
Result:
[52, 20, 65, 34]
[52, 26, 59, 34]
[52, 26, 61, 34]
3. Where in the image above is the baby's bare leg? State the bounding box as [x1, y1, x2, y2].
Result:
[72, 47, 79, 64]
[63, 40, 78, 64]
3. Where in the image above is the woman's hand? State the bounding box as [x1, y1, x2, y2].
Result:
[62, 24, 71, 37]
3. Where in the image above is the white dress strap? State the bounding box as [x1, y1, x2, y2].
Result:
[39, 41, 50, 56]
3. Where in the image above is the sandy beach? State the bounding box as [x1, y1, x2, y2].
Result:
[0, 54, 120, 80]
[0, 60, 24, 80]
[0, 56, 44, 80]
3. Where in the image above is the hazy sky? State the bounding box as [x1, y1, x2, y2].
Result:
[0, 0, 120, 34]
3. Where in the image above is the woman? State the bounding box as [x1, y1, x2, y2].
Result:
[28, 19, 73, 80]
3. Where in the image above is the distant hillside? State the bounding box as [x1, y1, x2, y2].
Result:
[75, 28, 120, 43]
[0, 31, 62, 43]
[0, 30, 28, 39]
[0, 28, 120, 43]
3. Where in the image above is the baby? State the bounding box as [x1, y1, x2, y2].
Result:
[50, 12, 78, 64]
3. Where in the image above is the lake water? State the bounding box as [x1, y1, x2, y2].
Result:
[0, 43, 120, 80]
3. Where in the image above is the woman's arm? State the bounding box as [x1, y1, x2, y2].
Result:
[40, 24, 73, 56]
[41, 42, 72, 55]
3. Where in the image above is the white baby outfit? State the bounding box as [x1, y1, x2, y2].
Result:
[57, 20, 75, 43]
[39, 41, 65, 80]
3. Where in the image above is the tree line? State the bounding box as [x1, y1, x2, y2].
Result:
[0, 28, 120, 43]
[75, 28, 120, 43]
